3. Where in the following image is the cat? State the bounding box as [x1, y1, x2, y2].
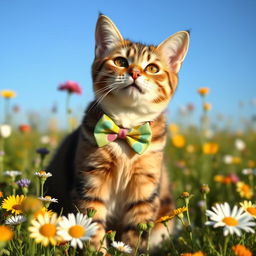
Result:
[46, 14, 189, 251]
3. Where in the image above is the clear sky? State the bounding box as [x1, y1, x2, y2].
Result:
[0, 0, 256, 128]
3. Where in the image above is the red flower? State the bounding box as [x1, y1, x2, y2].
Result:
[58, 81, 82, 95]
[19, 124, 31, 133]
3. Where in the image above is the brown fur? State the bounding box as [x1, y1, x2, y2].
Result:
[46, 14, 189, 252]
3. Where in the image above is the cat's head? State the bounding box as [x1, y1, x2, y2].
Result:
[92, 15, 189, 122]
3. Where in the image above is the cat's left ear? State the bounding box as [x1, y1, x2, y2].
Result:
[157, 31, 190, 73]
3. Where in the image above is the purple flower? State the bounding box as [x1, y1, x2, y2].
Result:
[36, 148, 50, 156]
[16, 179, 31, 188]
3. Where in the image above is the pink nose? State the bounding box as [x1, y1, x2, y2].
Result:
[129, 70, 141, 80]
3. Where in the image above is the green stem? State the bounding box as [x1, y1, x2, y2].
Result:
[66, 92, 71, 132]
[145, 228, 152, 255]
[0, 138, 4, 176]
[223, 236, 229, 256]
[40, 180, 45, 197]
[163, 222, 178, 256]
[134, 231, 143, 256]
[4, 98, 10, 124]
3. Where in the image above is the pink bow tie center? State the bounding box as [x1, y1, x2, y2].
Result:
[118, 128, 129, 139]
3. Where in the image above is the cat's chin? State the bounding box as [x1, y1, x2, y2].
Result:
[123, 83, 144, 94]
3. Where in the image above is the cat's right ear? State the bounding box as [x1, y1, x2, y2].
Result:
[95, 15, 123, 58]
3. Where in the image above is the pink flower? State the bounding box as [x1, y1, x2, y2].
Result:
[229, 173, 240, 183]
[58, 81, 82, 95]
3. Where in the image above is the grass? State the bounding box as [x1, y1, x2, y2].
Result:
[0, 91, 255, 256]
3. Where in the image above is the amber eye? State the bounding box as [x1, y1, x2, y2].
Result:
[114, 57, 129, 67]
[145, 64, 159, 73]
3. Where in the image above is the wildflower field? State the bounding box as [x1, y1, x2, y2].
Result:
[0, 85, 255, 256]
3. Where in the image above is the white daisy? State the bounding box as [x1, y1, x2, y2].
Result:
[28, 213, 62, 246]
[57, 213, 98, 249]
[111, 241, 132, 254]
[5, 215, 27, 225]
[38, 196, 58, 203]
[34, 171, 52, 178]
[4, 170, 22, 178]
[235, 139, 246, 151]
[242, 168, 253, 175]
[205, 202, 256, 236]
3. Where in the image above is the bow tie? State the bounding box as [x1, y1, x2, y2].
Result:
[94, 114, 152, 154]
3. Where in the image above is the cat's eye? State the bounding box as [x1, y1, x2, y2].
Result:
[114, 57, 129, 68]
[145, 64, 159, 73]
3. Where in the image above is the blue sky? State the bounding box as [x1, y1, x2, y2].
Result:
[0, 0, 256, 128]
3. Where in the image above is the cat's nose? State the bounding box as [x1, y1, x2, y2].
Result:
[129, 70, 141, 80]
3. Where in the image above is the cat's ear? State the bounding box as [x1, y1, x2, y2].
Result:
[157, 31, 190, 73]
[95, 15, 123, 58]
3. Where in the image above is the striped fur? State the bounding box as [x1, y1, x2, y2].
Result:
[46, 15, 189, 251]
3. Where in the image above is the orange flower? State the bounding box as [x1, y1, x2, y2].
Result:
[181, 252, 205, 256]
[203, 103, 212, 111]
[0, 225, 14, 242]
[172, 134, 186, 148]
[236, 182, 253, 199]
[19, 124, 31, 133]
[0, 191, 3, 198]
[203, 142, 219, 154]
[197, 87, 209, 96]
[232, 244, 252, 256]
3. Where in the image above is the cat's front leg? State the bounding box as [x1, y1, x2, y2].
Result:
[73, 168, 111, 251]
[121, 154, 162, 251]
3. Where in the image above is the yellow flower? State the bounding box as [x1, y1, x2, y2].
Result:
[232, 157, 241, 165]
[29, 213, 62, 246]
[186, 144, 195, 153]
[34, 207, 54, 219]
[240, 201, 256, 218]
[0, 226, 14, 242]
[203, 102, 212, 111]
[172, 134, 186, 148]
[0, 90, 16, 99]
[197, 87, 209, 96]
[169, 123, 179, 134]
[180, 192, 190, 198]
[236, 182, 253, 199]
[202, 142, 219, 154]
[1, 195, 26, 215]
[21, 196, 43, 214]
[170, 207, 188, 219]
[155, 215, 174, 224]
[247, 160, 256, 168]
[232, 244, 252, 256]
[214, 175, 224, 183]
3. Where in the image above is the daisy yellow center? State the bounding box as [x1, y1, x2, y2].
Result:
[68, 225, 85, 238]
[39, 224, 56, 237]
[117, 246, 125, 252]
[12, 204, 21, 210]
[222, 217, 238, 226]
[45, 196, 52, 200]
[247, 207, 256, 216]
[39, 171, 46, 175]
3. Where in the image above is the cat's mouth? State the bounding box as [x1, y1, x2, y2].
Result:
[123, 83, 143, 94]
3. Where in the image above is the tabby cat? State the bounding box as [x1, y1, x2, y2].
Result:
[46, 14, 189, 251]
